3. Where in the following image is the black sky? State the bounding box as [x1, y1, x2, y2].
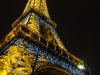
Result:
[0, 0, 100, 75]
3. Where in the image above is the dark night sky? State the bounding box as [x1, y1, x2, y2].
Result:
[0, 0, 100, 75]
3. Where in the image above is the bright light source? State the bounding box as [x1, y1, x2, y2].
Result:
[77, 64, 85, 70]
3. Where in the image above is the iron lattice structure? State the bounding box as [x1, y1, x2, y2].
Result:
[0, 0, 85, 75]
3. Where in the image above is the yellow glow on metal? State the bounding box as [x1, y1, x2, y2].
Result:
[23, 0, 50, 18]
[0, 70, 7, 75]
[0, 45, 34, 75]
[0, 0, 85, 74]
[36, 66, 72, 75]
[27, 14, 39, 33]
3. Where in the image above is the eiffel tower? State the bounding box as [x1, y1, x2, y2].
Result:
[0, 0, 86, 75]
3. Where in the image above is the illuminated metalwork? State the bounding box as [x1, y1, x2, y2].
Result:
[0, 0, 85, 75]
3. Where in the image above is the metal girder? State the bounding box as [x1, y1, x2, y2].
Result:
[34, 66, 71, 75]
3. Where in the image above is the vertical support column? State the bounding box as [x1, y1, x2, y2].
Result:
[31, 43, 40, 75]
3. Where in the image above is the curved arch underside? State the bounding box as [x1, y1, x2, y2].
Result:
[34, 66, 71, 75]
